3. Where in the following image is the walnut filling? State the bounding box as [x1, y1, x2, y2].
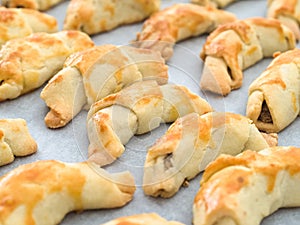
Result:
[258, 100, 273, 123]
[0, 80, 4, 86]
[163, 153, 173, 170]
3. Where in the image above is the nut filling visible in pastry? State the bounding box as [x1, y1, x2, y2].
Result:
[258, 100, 273, 124]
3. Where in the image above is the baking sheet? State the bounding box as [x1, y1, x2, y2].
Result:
[1, 0, 300, 224]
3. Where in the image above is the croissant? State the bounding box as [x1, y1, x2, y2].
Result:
[101, 213, 184, 225]
[0, 118, 37, 166]
[200, 17, 296, 96]
[267, 0, 300, 40]
[134, 3, 236, 60]
[63, 0, 160, 35]
[247, 48, 300, 133]
[193, 146, 300, 225]
[0, 7, 58, 47]
[87, 80, 212, 166]
[191, 0, 237, 8]
[1, 0, 64, 11]
[40, 45, 168, 128]
[0, 160, 135, 225]
[0, 30, 94, 102]
[143, 112, 278, 198]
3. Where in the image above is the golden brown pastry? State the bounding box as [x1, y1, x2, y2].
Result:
[193, 146, 300, 225]
[0, 30, 94, 102]
[134, 3, 236, 60]
[87, 80, 212, 166]
[101, 213, 184, 225]
[40, 45, 168, 129]
[0, 160, 135, 225]
[200, 17, 295, 96]
[0, 118, 37, 166]
[191, 0, 237, 8]
[63, 0, 160, 35]
[247, 48, 300, 133]
[0, 7, 57, 47]
[2, 0, 64, 11]
[143, 112, 277, 198]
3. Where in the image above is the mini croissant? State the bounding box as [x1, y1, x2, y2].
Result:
[143, 112, 277, 198]
[0, 118, 37, 166]
[63, 0, 160, 35]
[191, 0, 237, 8]
[87, 80, 212, 166]
[134, 3, 236, 60]
[193, 146, 300, 225]
[40, 45, 168, 128]
[0, 30, 94, 102]
[0, 7, 57, 47]
[247, 48, 300, 133]
[2, 0, 64, 11]
[0, 160, 135, 225]
[200, 17, 295, 96]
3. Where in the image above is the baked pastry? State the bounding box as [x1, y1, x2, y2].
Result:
[101, 213, 184, 225]
[0, 160, 135, 225]
[0, 30, 94, 102]
[191, 0, 236, 8]
[134, 3, 236, 60]
[193, 146, 300, 225]
[267, 0, 300, 40]
[0, 7, 57, 47]
[40, 45, 168, 128]
[1, 0, 64, 11]
[143, 112, 277, 198]
[200, 17, 296, 96]
[247, 48, 300, 133]
[63, 0, 160, 35]
[0, 118, 37, 166]
[87, 80, 212, 166]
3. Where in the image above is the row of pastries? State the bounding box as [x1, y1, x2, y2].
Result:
[0, 0, 300, 225]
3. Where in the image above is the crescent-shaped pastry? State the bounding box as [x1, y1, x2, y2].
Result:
[40, 45, 168, 129]
[134, 3, 236, 60]
[63, 0, 160, 35]
[0, 30, 94, 102]
[191, 0, 237, 8]
[193, 146, 300, 225]
[247, 48, 300, 133]
[143, 112, 278, 198]
[0, 7, 57, 47]
[0, 118, 37, 166]
[200, 17, 296, 96]
[87, 80, 212, 166]
[101, 213, 184, 225]
[0, 160, 135, 225]
[1, 0, 64, 11]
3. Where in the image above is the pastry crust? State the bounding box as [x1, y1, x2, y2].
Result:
[134, 3, 236, 60]
[0, 118, 37, 166]
[193, 146, 300, 225]
[200, 17, 295, 96]
[0, 7, 58, 47]
[40, 45, 168, 129]
[247, 48, 300, 133]
[87, 80, 212, 166]
[191, 0, 237, 8]
[1, 0, 64, 11]
[101, 213, 184, 225]
[143, 112, 277, 198]
[0, 160, 135, 225]
[63, 0, 160, 35]
[0, 30, 94, 102]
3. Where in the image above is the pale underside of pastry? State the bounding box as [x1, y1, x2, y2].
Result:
[40, 45, 168, 129]
[143, 112, 278, 198]
[134, 3, 236, 60]
[0, 118, 37, 166]
[191, 0, 237, 8]
[247, 48, 300, 133]
[0, 7, 58, 47]
[101, 213, 184, 225]
[0, 160, 135, 225]
[87, 80, 213, 166]
[1, 0, 64, 11]
[193, 146, 300, 225]
[63, 0, 160, 35]
[0, 30, 94, 102]
[200, 17, 296, 96]
[267, 0, 300, 40]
